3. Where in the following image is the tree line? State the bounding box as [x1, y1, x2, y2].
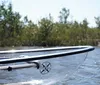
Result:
[0, 2, 100, 47]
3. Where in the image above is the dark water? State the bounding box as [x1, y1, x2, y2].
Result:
[0, 47, 100, 85]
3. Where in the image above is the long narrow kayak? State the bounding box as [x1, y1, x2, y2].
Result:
[0, 46, 94, 64]
[0, 46, 94, 54]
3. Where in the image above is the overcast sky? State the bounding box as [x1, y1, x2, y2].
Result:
[1, 0, 100, 27]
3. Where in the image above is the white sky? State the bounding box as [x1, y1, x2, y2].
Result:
[1, 0, 100, 27]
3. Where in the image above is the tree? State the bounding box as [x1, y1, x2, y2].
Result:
[95, 16, 100, 29]
[0, 2, 22, 46]
[59, 8, 70, 24]
[38, 18, 53, 46]
[21, 20, 38, 46]
[82, 19, 88, 28]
